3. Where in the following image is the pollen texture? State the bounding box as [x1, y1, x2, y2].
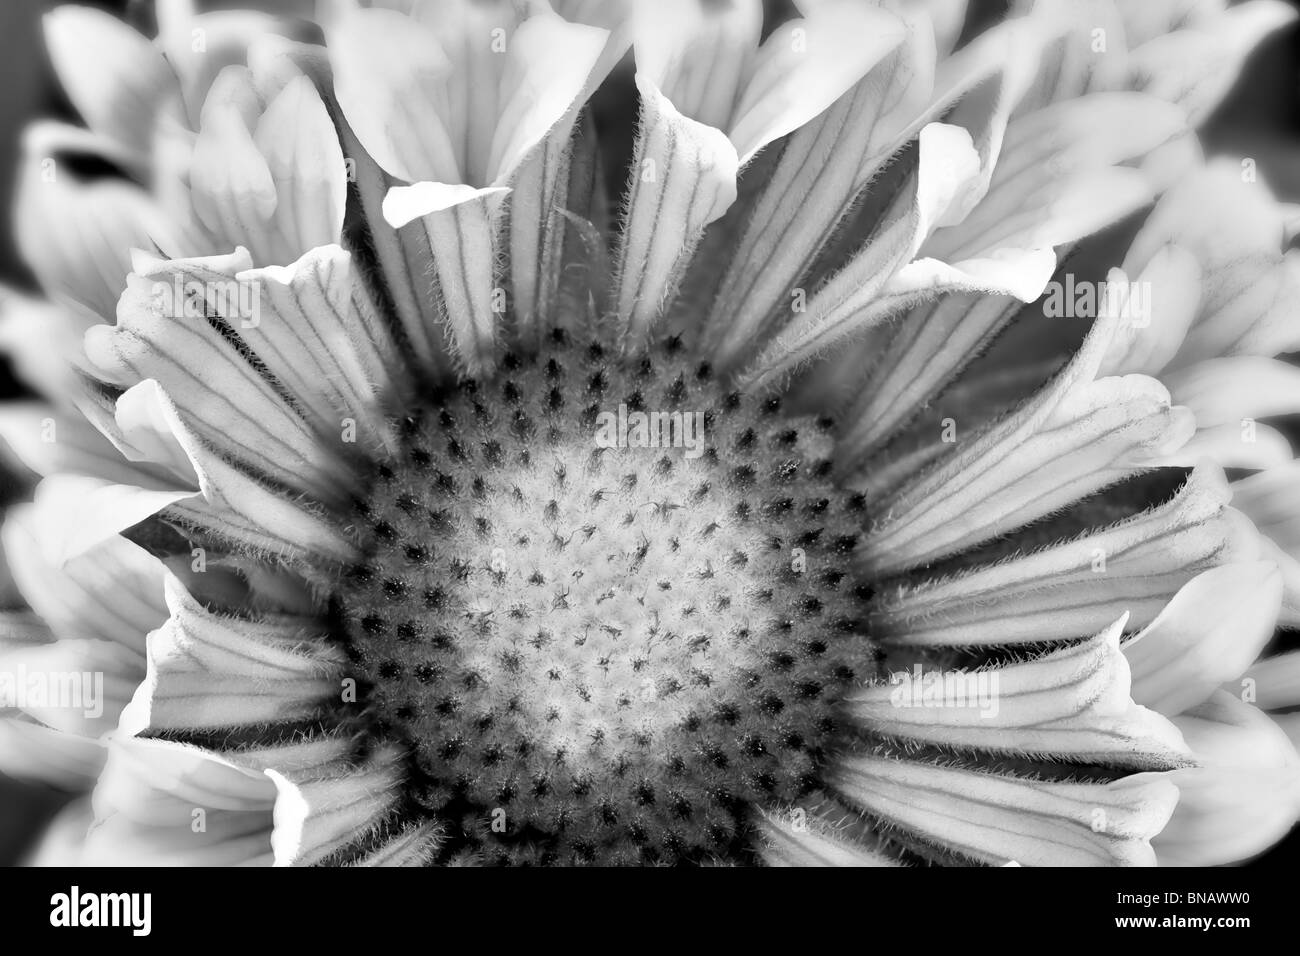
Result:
[339, 332, 877, 864]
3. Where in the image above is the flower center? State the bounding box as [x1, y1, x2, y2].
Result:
[339, 332, 876, 864]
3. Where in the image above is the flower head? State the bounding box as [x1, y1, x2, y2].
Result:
[3, 0, 1300, 867]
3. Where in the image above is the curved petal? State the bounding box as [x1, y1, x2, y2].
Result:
[755, 806, 901, 867]
[873, 463, 1259, 645]
[267, 744, 406, 866]
[861, 307, 1196, 576]
[1126, 562, 1282, 715]
[121, 575, 344, 735]
[0, 717, 104, 790]
[831, 754, 1178, 866]
[1152, 691, 1300, 866]
[853, 617, 1191, 768]
[2, 501, 167, 651]
[85, 735, 276, 866]
[43, 6, 181, 163]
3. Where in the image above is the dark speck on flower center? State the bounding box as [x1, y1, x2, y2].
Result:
[339, 331, 877, 865]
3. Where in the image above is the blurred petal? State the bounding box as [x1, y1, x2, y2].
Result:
[86, 735, 276, 866]
[25, 796, 94, 865]
[0, 638, 141, 736]
[16, 124, 179, 322]
[1128, 0, 1297, 126]
[1126, 562, 1282, 715]
[2, 503, 167, 652]
[0, 718, 104, 790]
[0, 404, 164, 486]
[1238, 652, 1300, 711]
[1152, 691, 1300, 866]
[728, 2, 905, 162]
[43, 6, 180, 164]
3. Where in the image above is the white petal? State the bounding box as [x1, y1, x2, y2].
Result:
[485, 10, 608, 184]
[835, 294, 1023, 464]
[755, 807, 900, 867]
[157, 7, 281, 128]
[86, 249, 358, 506]
[728, 2, 905, 162]
[153, 401, 361, 566]
[705, 10, 940, 371]
[1097, 246, 1201, 378]
[383, 182, 508, 228]
[26, 475, 193, 565]
[1015, 0, 1128, 109]
[504, 1, 624, 337]
[0, 404, 163, 486]
[831, 755, 1177, 866]
[252, 75, 349, 263]
[0, 639, 142, 737]
[508, 116, 587, 338]
[740, 122, 982, 391]
[86, 734, 276, 866]
[1126, 562, 1282, 715]
[0, 290, 91, 403]
[326, 78, 460, 383]
[327, 7, 460, 184]
[873, 462, 1257, 644]
[1151, 691, 1300, 866]
[613, 75, 739, 343]
[268, 745, 406, 866]
[16, 125, 180, 322]
[1165, 356, 1300, 429]
[861, 310, 1197, 575]
[3, 501, 167, 652]
[633, 0, 761, 132]
[114, 381, 203, 482]
[189, 66, 278, 255]
[385, 187, 509, 376]
[121, 574, 345, 736]
[1155, 421, 1293, 471]
[43, 6, 181, 163]
[1129, 0, 1297, 126]
[880, 245, 1056, 306]
[238, 245, 398, 454]
[1228, 466, 1300, 625]
[925, 93, 1183, 261]
[851, 617, 1191, 769]
[1237, 652, 1300, 711]
[1123, 161, 1300, 366]
[0, 718, 104, 790]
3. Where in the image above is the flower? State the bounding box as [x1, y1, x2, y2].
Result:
[2, 0, 1299, 867]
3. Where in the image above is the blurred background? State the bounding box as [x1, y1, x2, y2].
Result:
[1, 0, 1298, 866]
